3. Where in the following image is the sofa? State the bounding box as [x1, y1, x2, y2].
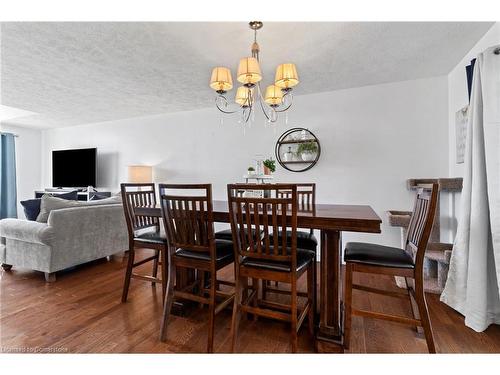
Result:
[0, 203, 128, 282]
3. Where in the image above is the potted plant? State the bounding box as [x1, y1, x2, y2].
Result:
[247, 166, 256, 175]
[263, 158, 276, 175]
[297, 141, 318, 162]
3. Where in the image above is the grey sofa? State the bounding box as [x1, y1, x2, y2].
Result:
[0, 204, 128, 282]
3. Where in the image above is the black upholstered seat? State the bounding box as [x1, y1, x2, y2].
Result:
[215, 228, 257, 241]
[344, 242, 414, 269]
[214, 229, 235, 241]
[241, 248, 314, 272]
[134, 231, 168, 245]
[270, 230, 318, 252]
[175, 239, 234, 265]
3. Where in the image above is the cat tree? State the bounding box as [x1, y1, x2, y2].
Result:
[386, 178, 463, 294]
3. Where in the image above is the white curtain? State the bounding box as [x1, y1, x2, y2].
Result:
[441, 45, 500, 332]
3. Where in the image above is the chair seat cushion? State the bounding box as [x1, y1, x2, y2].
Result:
[175, 239, 234, 264]
[215, 228, 257, 241]
[214, 229, 234, 241]
[134, 231, 168, 245]
[344, 242, 414, 269]
[270, 230, 318, 251]
[241, 248, 314, 272]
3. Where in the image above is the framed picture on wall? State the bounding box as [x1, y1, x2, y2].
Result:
[455, 105, 468, 164]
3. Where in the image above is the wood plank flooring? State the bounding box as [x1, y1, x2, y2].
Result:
[1, 250, 499, 353]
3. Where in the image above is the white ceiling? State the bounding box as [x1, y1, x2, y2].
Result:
[0, 22, 494, 129]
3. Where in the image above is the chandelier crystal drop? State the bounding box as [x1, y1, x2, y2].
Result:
[209, 21, 299, 126]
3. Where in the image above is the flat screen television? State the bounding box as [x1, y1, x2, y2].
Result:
[52, 148, 97, 188]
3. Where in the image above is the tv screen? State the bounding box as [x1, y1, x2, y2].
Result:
[52, 148, 97, 188]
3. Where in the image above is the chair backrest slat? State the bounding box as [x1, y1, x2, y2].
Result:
[272, 202, 279, 254]
[159, 184, 215, 254]
[404, 183, 439, 272]
[253, 202, 262, 255]
[261, 202, 271, 253]
[228, 184, 298, 265]
[245, 201, 255, 252]
[281, 202, 288, 255]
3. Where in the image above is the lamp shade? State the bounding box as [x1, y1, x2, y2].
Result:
[235, 86, 253, 106]
[128, 165, 152, 183]
[274, 63, 299, 89]
[209, 67, 233, 92]
[237, 57, 262, 85]
[264, 85, 284, 106]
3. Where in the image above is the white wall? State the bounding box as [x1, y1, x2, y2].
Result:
[0, 124, 42, 217]
[446, 22, 500, 241]
[41, 76, 449, 248]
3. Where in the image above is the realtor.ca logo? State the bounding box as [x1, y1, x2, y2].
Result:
[1, 346, 68, 353]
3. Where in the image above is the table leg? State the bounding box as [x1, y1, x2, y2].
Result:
[316, 229, 344, 353]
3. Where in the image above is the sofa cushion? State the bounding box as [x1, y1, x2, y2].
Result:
[21, 191, 78, 221]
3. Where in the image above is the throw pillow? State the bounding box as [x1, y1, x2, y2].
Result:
[20, 199, 42, 221]
[89, 192, 110, 201]
[20, 190, 78, 221]
[84, 194, 122, 205]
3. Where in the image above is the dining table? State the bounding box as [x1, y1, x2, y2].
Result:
[135, 200, 382, 352]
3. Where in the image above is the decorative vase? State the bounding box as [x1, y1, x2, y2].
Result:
[301, 151, 315, 162]
[283, 146, 294, 162]
[263, 166, 271, 175]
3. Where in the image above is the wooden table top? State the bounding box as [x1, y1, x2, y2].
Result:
[136, 201, 382, 233]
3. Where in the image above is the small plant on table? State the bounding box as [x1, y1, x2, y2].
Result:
[263, 158, 276, 175]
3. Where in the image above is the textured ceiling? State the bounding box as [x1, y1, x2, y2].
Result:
[0, 22, 494, 129]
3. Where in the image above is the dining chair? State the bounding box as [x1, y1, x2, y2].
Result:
[343, 184, 439, 353]
[158, 184, 234, 353]
[272, 183, 317, 252]
[217, 184, 317, 249]
[120, 183, 168, 303]
[214, 188, 248, 241]
[262, 183, 318, 297]
[228, 183, 316, 353]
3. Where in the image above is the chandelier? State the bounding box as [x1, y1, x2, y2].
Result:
[209, 21, 299, 125]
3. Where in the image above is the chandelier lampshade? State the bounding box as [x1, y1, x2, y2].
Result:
[237, 57, 262, 86]
[210, 67, 233, 93]
[235, 86, 253, 106]
[264, 85, 284, 106]
[275, 63, 299, 90]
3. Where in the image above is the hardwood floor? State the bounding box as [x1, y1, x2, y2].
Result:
[1, 250, 499, 353]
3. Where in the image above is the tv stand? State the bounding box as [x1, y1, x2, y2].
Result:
[35, 189, 111, 202]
